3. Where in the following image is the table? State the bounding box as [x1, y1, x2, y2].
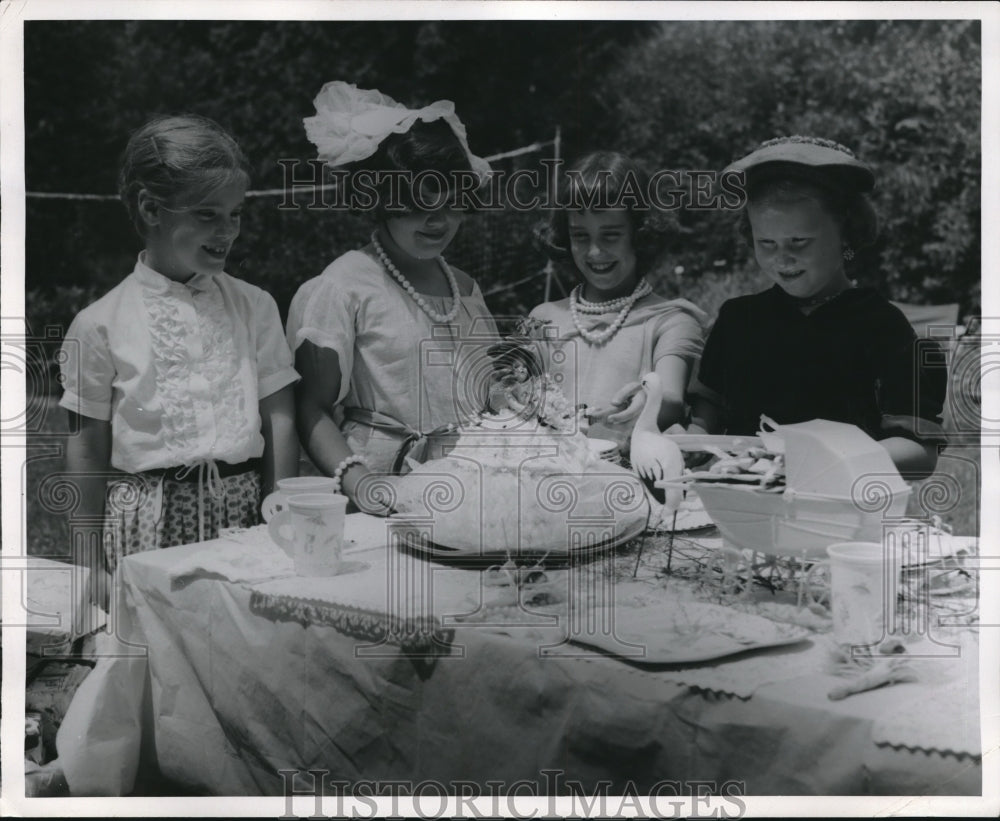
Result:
[55, 515, 983, 797]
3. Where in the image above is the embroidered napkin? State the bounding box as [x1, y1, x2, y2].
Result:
[870, 633, 981, 757]
[872, 679, 981, 757]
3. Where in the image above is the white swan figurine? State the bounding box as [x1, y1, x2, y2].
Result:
[628, 372, 685, 513]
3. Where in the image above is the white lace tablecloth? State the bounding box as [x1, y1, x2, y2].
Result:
[56, 515, 984, 797]
[168, 515, 391, 587]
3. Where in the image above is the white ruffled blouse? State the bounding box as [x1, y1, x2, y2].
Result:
[59, 254, 299, 473]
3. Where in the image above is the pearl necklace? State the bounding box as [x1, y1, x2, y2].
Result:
[569, 278, 652, 345]
[574, 278, 652, 314]
[371, 231, 461, 324]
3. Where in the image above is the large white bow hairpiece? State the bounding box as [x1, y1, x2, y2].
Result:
[303, 81, 492, 182]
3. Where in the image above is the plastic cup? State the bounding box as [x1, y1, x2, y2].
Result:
[261, 476, 339, 522]
[826, 541, 902, 648]
[268, 493, 348, 576]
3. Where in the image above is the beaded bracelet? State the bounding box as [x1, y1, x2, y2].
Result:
[332, 454, 368, 495]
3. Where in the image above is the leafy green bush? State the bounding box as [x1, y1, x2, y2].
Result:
[593, 20, 980, 315]
[23, 20, 980, 347]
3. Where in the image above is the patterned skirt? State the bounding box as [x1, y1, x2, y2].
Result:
[103, 466, 261, 573]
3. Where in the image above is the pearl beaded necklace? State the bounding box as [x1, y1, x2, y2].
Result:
[371, 230, 461, 324]
[574, 278, 652, 314]
[569, 278, 652, 345]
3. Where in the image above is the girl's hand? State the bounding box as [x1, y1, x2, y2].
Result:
[588, 381, 644, 426]
[343, 466, 398, 517]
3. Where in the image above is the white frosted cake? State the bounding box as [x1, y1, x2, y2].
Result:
[391, 377, 649, 554]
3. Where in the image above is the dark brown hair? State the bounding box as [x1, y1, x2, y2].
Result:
[344, 118, 481, 220]
[537, 151, 671, 279]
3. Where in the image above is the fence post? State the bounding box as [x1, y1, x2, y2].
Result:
[543, 126, 562, 304]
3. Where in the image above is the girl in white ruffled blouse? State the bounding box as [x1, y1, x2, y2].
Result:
[286, 81, 497, 514]
[60, 115, 299, 602]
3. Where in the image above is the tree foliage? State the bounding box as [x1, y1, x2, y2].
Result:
[23, 20, 651, 328]
[22, 19, 980, 341]
[593, 20, 981, 311]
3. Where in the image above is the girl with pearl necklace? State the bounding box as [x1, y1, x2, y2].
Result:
[529, 151, 707, 457]
[286, 82, 497, 514]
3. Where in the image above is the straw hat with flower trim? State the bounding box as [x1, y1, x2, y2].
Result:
[724, 135, 875, 195]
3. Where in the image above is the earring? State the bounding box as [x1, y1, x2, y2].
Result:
[842, 247, 856, 262]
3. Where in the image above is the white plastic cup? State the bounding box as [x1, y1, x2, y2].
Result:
[826, 541, 902, 647]
[268, 493, 349, 576]
[261, 476, 339, 522]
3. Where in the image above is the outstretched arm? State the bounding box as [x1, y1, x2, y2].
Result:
[653, 354, 689, 430]
[591, 356, 692, 429]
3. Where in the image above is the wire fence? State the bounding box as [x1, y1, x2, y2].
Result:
[24, 131, 564, 325]
[24, 137, 560, 203]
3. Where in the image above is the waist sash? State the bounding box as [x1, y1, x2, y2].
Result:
[343, 407, 458, 474]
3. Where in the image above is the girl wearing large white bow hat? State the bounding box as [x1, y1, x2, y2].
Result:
[286, 82, 498, 514]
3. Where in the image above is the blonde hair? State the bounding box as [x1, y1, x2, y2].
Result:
[118, 115, 250, 235]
